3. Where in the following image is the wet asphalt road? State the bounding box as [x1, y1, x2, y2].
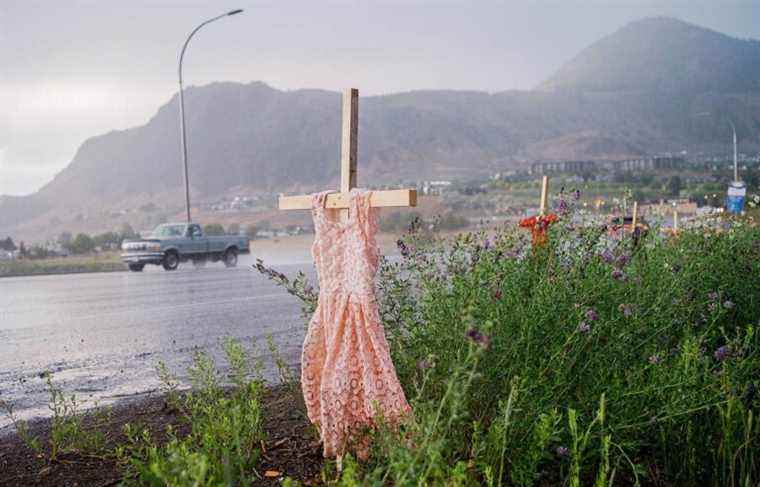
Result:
[0, 254, 312, 433]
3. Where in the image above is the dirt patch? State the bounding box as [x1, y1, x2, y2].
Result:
[0, 385, 323, 486]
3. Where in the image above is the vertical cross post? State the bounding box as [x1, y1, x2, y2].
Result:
[539, 175, 549, 216]
[631, 201, 638, 231]
[340, 89, 359, 219]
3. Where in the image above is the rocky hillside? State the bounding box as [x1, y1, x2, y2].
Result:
[541, 17, 760, 93]
[3, 17, 760, 239]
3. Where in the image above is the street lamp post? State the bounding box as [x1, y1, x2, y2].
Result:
[727, 120, 738, 182]
[178, 9, 243, 223]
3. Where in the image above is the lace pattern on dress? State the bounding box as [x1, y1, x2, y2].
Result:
[301, 189, 411, 458]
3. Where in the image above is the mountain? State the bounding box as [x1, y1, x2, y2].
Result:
[541, 17, 760, 93]
[3, 17, 760, 240]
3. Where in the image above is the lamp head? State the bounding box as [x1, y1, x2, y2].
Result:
[228, 9, 243, 15]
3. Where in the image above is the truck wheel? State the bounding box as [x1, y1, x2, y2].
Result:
[162, 251, 180, 271]
[128, 263, 144, 272]
[223, 248, 238, 268]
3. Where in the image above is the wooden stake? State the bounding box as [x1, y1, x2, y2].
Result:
[539, 176, 548, 216]
[631, 201, 638, 231]
[673, 210, 678, 233]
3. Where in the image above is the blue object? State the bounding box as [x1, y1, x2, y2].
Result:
[726, 181, 746, 214]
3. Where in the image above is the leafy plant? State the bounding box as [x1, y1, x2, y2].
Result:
[120, 339, 266, 485]
[258, 201, 760, 486]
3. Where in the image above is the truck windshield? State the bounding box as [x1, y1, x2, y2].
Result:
[153, 224, 186, 237]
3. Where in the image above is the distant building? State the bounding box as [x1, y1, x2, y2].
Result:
[530, 156, 686, 176]
[612, 156, 685, 172]
[530, 160, 597, 175]
[421, 180, 452, 195]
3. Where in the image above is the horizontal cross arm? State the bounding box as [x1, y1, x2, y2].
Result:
[279, 188, 417, 210]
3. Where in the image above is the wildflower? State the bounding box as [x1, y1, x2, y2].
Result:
[708, 302, 717, 312]
[572, 189, 581, 201]
[618, 303, 632, 317]
[466, 328, 491, 349]
[519, 213, 558, 247]
[714, 345, 730, 361]
[648, 354, 661, 365]
[484, 238, 491, 250]
[723, 300, 735, 309]
[601, 250, 615, 264]
[492, 289, 503, 300]
[578, 321, 591, 334]
[707, 291, 719, 301]
[585, 308, 599, 322]
[611, 269, 626, 281]
[417, 358, 433, 371]
[556, 446, 569, 457]
[396, 239, 410, 257]
[556, 198, 569, 215]
[616, 254, 630, 268]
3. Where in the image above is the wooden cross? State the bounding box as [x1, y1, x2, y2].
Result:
[278, 88, 417, 212]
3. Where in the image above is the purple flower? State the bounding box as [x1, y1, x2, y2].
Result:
[723, 300, 735, 309]
[611, 269, 626, 281]
[578, 321, 591, 334]
[556, 446, 569, 457]
[556, 198, 569, 215]
[601, 250, 615, 264]
[648, 354, 662, 365]
[484, 238, 492, 250]
[585, 308, 599, 322]
[714, 346, 730, 361]
[616, 254, 630, 268]
[396, 239, 410, 257]
[707, 291, 719, 302]
[572, 189, 581, 201]
[466, 328, 491, 349]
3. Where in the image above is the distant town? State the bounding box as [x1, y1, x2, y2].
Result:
[1, 152, 758, 264]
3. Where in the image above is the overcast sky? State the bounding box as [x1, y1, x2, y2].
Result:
[1, 0, 759, 196]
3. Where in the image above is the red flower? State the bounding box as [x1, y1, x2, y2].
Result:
[519, 213, 558, 247]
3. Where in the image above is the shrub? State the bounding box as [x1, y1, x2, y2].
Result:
[118, 338, 265, 485]
[261, 208, 760, 485]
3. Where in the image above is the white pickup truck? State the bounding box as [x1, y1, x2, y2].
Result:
[121, 223, 250, 272]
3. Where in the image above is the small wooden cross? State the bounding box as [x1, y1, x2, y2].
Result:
[278, 88, 417, 212]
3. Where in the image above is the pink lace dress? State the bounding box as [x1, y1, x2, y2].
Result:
[302, 189, 411, 459]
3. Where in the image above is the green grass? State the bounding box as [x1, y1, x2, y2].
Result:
[0, 253, 126, 278]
